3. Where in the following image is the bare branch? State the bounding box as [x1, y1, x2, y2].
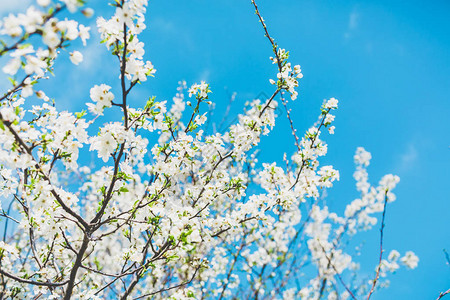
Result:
[366, 191, 389, 300]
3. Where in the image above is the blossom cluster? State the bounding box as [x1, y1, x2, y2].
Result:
[0, 1, 90, 100]
[269, 48, 303, 100]
[97, 0, 155, 82]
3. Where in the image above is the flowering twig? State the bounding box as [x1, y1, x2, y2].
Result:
[436, 289, 450, 300]
[366, 191, 389, 300]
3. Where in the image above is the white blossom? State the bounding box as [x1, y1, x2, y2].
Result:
[401, 251, 419, 269]
[69, 50, 83, 65]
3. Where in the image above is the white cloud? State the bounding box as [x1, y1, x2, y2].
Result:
[349, 11, 359, 30]
[78, 39, 104, 71]
[344, 9, 359, 40]
[152, 17, 176, 33]
[396, 144, 418, 173]
[198, 69, 210, 82]
[401, 144, 418, 164]
[0, 0, 32, 15]
[151, 17, 195, 52]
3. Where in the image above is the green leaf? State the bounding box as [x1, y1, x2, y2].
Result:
[7, 77, 17, 86]
[75, 110, 86, 119]
[118, 186, 129, 194]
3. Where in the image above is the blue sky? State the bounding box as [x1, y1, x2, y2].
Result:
[1, 0, 450, 298]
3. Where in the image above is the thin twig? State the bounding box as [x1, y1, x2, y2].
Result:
[319, 243, 358, 300]
[443, 249, 450, 266]
[366, 191, 389, 300]
[436, 289, 450, 300]
[132, 264, 202, 300]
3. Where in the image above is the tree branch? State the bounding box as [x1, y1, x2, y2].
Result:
[366, 191, 389, 300]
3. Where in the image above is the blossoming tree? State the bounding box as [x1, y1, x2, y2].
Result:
[0, 0, 418, 299]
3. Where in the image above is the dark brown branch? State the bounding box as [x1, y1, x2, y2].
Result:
[250, 0, 283, 73]
[63, 233, 90, 299]
[0, 268, 67, 287]
[91, 18, 132, 225]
